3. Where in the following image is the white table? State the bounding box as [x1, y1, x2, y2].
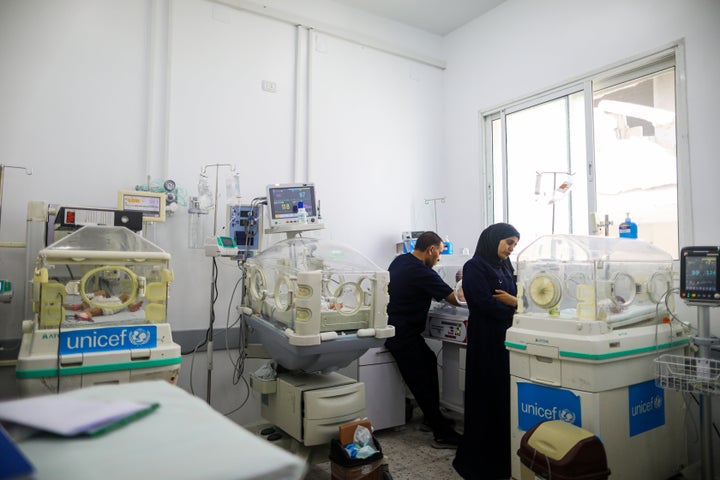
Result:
[16, 381, 307, 480]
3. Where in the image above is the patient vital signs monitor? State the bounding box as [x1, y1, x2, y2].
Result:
[680, 246, 720, 303]
[266, 183, 318, 227]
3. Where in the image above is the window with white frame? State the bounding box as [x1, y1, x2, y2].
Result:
[485, 46, 683, 257]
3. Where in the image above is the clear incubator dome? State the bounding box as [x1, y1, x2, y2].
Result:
[515, 234, 674, 326]
[248, 236, 384, 275]
[32, 225, 173, 328]
[244, 237, 392, 343]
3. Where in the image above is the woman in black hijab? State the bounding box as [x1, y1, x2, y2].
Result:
[453, 223, 520, 480]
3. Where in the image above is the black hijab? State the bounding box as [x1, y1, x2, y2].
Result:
[473, 222, 520, 271]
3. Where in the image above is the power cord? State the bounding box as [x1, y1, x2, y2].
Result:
[688, 392, 720, 439]
[54, 290, 65, 394]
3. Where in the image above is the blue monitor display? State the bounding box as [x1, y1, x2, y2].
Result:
[267, 183, 316, 220]
[680, 246, 720, 303]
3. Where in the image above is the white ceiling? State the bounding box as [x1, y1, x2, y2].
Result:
[330, 0, 506, 36]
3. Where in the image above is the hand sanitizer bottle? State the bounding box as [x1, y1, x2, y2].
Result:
[442, 236, 454, 255]
[619, 213, 638, 238]
[296, 201, 307, 224]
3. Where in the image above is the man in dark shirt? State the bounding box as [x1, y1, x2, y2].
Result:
[385, 231, 461, 448]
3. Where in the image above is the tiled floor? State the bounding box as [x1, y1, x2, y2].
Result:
[298, 406, 695, 480]
[304, 407, 463, 480]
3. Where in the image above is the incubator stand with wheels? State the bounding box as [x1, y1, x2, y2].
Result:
[505, 234, 691, 480]
[15, 225, 182, 395]
[243, 237, 394, 448]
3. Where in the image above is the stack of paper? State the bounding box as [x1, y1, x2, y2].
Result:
[0, 395, 159, 437]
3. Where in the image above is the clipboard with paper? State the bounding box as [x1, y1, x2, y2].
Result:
[0, 395, 159, 438]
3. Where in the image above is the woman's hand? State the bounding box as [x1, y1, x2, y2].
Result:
[493, 289, 518, 308]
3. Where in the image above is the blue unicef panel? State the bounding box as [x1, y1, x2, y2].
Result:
[517, 382, 582, 431]
[628, 380, 666, 437]
[59, 326, 157, 354]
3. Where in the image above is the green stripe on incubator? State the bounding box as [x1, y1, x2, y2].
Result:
[15, 356, 182, 379]
[505, 341, 527, 350]
[558, 338, 691, 360]
[504, 337, 690, 360]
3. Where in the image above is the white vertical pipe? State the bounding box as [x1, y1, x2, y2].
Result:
[144, 0, 171, 180]
[293, 26, 309, 183]
[24, 201, 47, 320]
[161, 0, 173, 179]
[306, 29, 314, 183]
[144, 0, 158, 179]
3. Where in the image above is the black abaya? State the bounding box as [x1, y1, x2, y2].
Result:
[453, 254, 516, 479]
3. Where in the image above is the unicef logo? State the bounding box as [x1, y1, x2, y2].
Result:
[559, 409, 576, 423]
[129, 328, 152, 346]
[631, 390, 665, 417]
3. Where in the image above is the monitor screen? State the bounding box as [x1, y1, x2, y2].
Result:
[680, 246, 720, 303]
[218, 236, 236, 248]
[267, 183, 316, 220]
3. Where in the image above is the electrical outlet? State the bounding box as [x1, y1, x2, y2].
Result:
[261, 80, 277, 93]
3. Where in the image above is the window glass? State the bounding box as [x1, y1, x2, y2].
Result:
[592, 68, 677, 254]
[499, 92, 586, 246]
[486, 53, 678, 257]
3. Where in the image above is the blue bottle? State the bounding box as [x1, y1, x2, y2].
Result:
[619, 213, 638, 238]
[296, 201, 307, 224]
[441, 236, 454, 255]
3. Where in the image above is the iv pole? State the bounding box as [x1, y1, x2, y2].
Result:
[425, 197, 446, 233]
[535, 171, 573, 234]
[200, 163, 235, 405]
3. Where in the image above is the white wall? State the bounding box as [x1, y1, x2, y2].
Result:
[0, 0, 152, 335]
[219, 0, 445, 64]
[309, 32, 444, 264]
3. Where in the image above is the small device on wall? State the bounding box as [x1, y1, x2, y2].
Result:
[117, 190, 166, 223]
[204, 235, 238, 257]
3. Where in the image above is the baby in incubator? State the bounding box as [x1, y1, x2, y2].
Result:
[66, 290, 144, 320]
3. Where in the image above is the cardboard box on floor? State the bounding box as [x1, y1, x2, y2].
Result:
[331, 458, 382, 480]
[331, 419, 383, 480]
[338, 419, 372, 446]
